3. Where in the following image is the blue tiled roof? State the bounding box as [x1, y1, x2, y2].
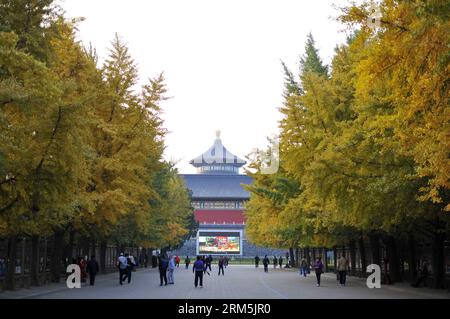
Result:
[190, 133, 246, 168]
[181, 174, 253, 199]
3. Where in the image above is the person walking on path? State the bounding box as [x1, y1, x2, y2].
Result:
[202, 256, 211, 276]
[273, 256, 278, 269]
[185, 256, 191, 269]
[278, 256, 283, 268]
[224, 255, 229, 268]
[175, 255, 180, 268]
[314, 257, 324, 287]
[218, 256, 225, 276]
[193, 256, 205, 288]
[207, 255, 213, 271]
[144, 253, 148, 268]
[255, 255, 260, 268]
[79, 257, 87, 283]
[87, 255, 99, 286]
[383, 256, 392, 285]
[168, 256, 175, 284]
[263, 255, 269, 273]
[117, 253, 128, 285]
[337, 254, 348, 286]
[158, 254, 169, 286]
[300, 257, 308, 277]
[125, 253, 135, 284]
[201, 256, 207, 275]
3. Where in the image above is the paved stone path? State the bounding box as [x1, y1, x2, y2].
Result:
[1, 265, 449, 299]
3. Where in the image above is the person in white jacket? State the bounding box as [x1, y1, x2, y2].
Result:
[167, 256, 175, 284]
[117, 253, 128, 285]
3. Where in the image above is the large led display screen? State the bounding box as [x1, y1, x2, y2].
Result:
[198, 231, 241, 255]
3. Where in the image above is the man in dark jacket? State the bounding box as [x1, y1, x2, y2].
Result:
[218, 256, 225, 276]
[263, 255, 269, 273]
[144, 253, 148, 268]
[158, 254, 169, 286]
[185, 256, 191, 269]
[87, 255, 99, 286]
[193, 256, 205, 287]
[206, 255, 213, 271]
[124, 253, 135, 284]
[255, 255, 260, 268]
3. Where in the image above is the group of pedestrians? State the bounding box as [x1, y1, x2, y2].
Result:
[158, 254, 231, 288]
[298, 256, 325, 287]
[301, 254, 351, 287]
[258, 253, 350, 288]
[65, 255, 100, 286]
[259, 254, 288, 272]
[157, 253, 176, 286]
[117, 253, 136, 285]
[274, 256, 283, 268]
[191, 255, 229, 287]
[98, 250, 434, 290]
[255, 255, 286, 269]
[299, 255, 347, 287]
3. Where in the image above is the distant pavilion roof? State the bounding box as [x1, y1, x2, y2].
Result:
[190, 131, 246, 174]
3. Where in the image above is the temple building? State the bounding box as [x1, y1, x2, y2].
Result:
[173, 131, 283, 257]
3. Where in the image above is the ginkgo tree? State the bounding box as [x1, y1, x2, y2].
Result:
[0, 0, 195, 289]
[245, 1, 449, 288]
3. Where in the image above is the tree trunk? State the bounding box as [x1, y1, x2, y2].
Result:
[333, 246, 337, 271]
[30, 235, 40, 286]
[400, 255, 405, 280]
[81, 237, 90, 258]
[408, 233, 417, 282]
[100, 241, 107, 274]
[289, 247, 295, 267]
[385, 235, 401, 283]
[50, 230, 65, 283]
[431, 231, 445, 289]
[349, 240, 357, 274]
[5, 235, 18, 290]
[64, 230, 75, 264]
[358, 235, 366, 277]
[323, 248, 329, 272]
[295, 248, 299, 267]
[91, 239, 96, 258]
[305, 247, 310, 267]
[369, 232, 381, 266]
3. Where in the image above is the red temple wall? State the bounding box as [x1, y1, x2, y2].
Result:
[194, 210, 245, 224]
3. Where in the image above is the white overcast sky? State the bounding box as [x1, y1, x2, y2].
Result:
[60, 0, 359, 174]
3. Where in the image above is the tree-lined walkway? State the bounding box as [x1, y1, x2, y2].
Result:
[0, 265, 448, 299]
